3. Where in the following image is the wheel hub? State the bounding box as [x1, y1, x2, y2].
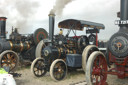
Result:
[116, 42, 122, 48]
[7, 60, 11, 63]
[37, 65, 44, 70]
[58, 68, 62, 73]
[93, 67, 102, 75]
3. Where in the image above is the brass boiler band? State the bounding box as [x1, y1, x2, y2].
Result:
[9, 41, 30, 52]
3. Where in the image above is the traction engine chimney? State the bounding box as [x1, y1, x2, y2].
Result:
[0, 17, 7, 38]
[120, 0, 128, 30]
[48, 14, 55, 45]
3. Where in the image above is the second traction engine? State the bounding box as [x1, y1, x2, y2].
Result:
[84, 1, 128, 85]
[108, 0, 128, 62]
[0, 17, 48, 72]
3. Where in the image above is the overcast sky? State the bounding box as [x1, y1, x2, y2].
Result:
[0, 0, 120, 40]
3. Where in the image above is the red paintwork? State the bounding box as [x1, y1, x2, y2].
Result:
[96, 32, 98, 46]
[0, 17, 7, 21]
[91, 51, 128, 84]
[91, 51, 128, 85]
[36, 32, 46, 42]
[104, 52, 128, 79]
[73, 36, 80, 38]
[92, 55, 108, 85]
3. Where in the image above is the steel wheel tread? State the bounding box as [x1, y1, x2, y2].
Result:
[50, 59, 67, 81]
[0, 50, 19, 72]
[31, 58, 47, 77]
[35, 40, 45, 58]
[86, 51, 107, 85]
[82, 45, 99, 72]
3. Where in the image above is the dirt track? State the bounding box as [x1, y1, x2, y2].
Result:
[14, 67, 128, 85]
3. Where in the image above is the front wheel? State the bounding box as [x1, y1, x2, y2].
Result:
[50, 59, 67, 81]
[86, 51, 108, 85]
[31, 58, 47, 77]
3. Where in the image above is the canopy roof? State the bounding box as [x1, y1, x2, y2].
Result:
[58, 19, 105, 30]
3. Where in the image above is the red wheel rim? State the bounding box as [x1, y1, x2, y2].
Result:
[91, 55, 107, 85]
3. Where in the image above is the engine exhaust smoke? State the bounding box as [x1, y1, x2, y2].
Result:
[50, 0, 73, 15]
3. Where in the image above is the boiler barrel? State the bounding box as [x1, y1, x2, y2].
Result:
[0, 41, 30, 53]
[43, 46, 77, 60]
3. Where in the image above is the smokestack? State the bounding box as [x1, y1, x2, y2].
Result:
[118, 0, 128, 32]
[48, 14, 55, 44]
[0, 17, 7, 38]
[120, 0, 128, 20]
[120, 0, 128, 29]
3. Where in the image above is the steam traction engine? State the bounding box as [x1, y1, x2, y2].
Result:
[31, 14, 104, 81]
[83, 0, 128, 85]
[0, 17, 48, 72]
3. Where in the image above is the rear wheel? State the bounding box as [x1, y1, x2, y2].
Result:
[86, 51, 108, 85]
[82, 45, 99, 72]
[0, 50, 19, 72]
[50, 59, 67, 81]
[31, 58, 47, 77]
[35, 40, 46, 58]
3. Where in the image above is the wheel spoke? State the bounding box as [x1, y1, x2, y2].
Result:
[86, 52, 108, 85]
[99, 57, 103, 67]
[2, 59, 7, 62]
[31, 58, 47, 77]
[100, 74, 103, 81]
[3, 56, 7, 60]
[50, 59, 67, 81]
[93, 58, 99, 67]
[10, 54, 14, 60]
[7, 54, 11, 59]
[2, 63, 7, 66]
[95, 75, 99, 83]
[9, 64, 14, 70]
[38, 61, 42, 66]
[34, 66, 37, 71]
[54, 71, 57, 78]
[11, 59, 16, 63]
[34, 70, 38, 74]
[37, 70, 40, 75]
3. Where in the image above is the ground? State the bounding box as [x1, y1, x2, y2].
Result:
[14, 67, 128, 85]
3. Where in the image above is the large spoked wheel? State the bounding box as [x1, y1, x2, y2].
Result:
[35, 40, 46, 58]
[50, 59, 67, 81]
[0, 50, 19, 72]
[82, 45, 99, 72]
[86, 51, 108, 85]
[31, 58, 47, 77]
